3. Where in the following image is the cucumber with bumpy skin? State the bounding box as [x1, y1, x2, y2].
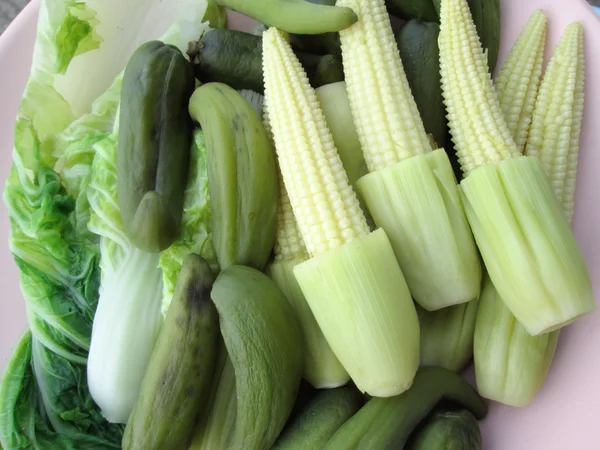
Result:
[188, 82, 278, 271]
[273, 386, 363, 449]
[122, 254, 220, 450]
[324, 367, 487, 449]
[190, 29, 340, 93]
[117, 41, 195, 253]
[386, 0, 438, 21]
[407, 409, 482, 450]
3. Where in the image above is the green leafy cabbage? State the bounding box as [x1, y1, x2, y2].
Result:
[159, 130, 215, 315]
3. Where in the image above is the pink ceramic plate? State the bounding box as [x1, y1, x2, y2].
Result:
[1, 1, 599, 449]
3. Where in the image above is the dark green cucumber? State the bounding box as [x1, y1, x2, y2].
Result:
[407, 409, 483, 450]
[312, 55, 345, 88]
[385, 0, 438, 21]
[122, 254, 220, 450]
[396, 20, 446, 149]
[208, 266, 304, 450]
[324, 367, 487, 449]
[273, 386, 363, 450]
[432, 0, 500, 73]
[190, 29, 340, 93]
[117, 41, 195, 253]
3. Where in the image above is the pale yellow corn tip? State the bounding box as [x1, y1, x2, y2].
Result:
[439, 0, 519, 176]
[525, 22, 585, 222]
[263, 28, 370, 257]
[338, 0, 431, 173]
[495, 10, 547, 152]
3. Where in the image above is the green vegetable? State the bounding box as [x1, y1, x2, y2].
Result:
[1, 0, 213, 446]
[123, 255, 220, 450]
[340, 0, 482, 312]
[439, 0, 594, 335]
[203, 0, 228, 28]
[188, 82, 278, 271]
[417, 298, 480, 372]
[191, 266, 303, 450]
[287, 0, 342, 55]
[407, 409, 482, 450]
[397, 20, 446, 149]
[190, 29, 342, 93]
[324, 367, 487, 449]
[117, 41, 196, 253]
[385, 0, 438, 21]
[312, 54, 345, 88]
[273, 386, 363, 449]
[214, 0, 358, 34]
[1, 332, 124, 450]
[264, 27, 420, 397]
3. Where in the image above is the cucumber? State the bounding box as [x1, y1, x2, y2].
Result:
[206, 266, 304, 450]
[396, 20, 446, 149]
[117, 41, 195, 253]
[385, 0, 438, 21]
[324, 367, 487, 449]
[312, 55, 345, 88]
[273, 386, 363, 449]
[122, 254, 220, 450]
[407, 409, 482, 450]
[190, 29, 341, 93]
[188, 83, 278, 271]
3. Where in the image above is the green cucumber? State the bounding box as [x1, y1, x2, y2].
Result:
[385, 0, 438, 21]
[122, 254, 220, 450]
[117, 41, 195, 253]
[194, 265, 304, 450]
[190, 29, 340, 93]
[407, 409, 483, 450]
[273, 386, 363, 449]
[188, 83, 278, 271]
[324, 367, 487, 449]
[396, 20, 446, 149]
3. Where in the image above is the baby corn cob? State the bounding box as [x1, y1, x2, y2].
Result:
[266, 171, 350, 388]
[339, 0, 481, 311]
[526, 23, 585, 222]
[495, 10, 547, 152]
[475, 20, 585, 408]
[263, 27, 420, 396]
[439, 0, 594, 335]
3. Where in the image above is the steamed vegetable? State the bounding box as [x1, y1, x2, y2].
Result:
[339, 0, 482, 311]
[495, 10, 547, 152]
[385, 0, 438, 21]
[266, 176, 350, 388]
[418, 299, 480, 372]
[263, 27, 420, 397]
[158, 130, 216, 315]
[190, 29, 343, 92]
[439, 0, 594, 335]
[214, 0, 358, 34]
[324, 367, 487, 449]
[188, 82, 278, 271]
[474, 18, 584, 408]
[191, 266, 303, 450]
[117, 41, 195, 253]
[123, 255, 219, 450]
[273, 386, 363, 449]
[407, 409, 483, 450]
